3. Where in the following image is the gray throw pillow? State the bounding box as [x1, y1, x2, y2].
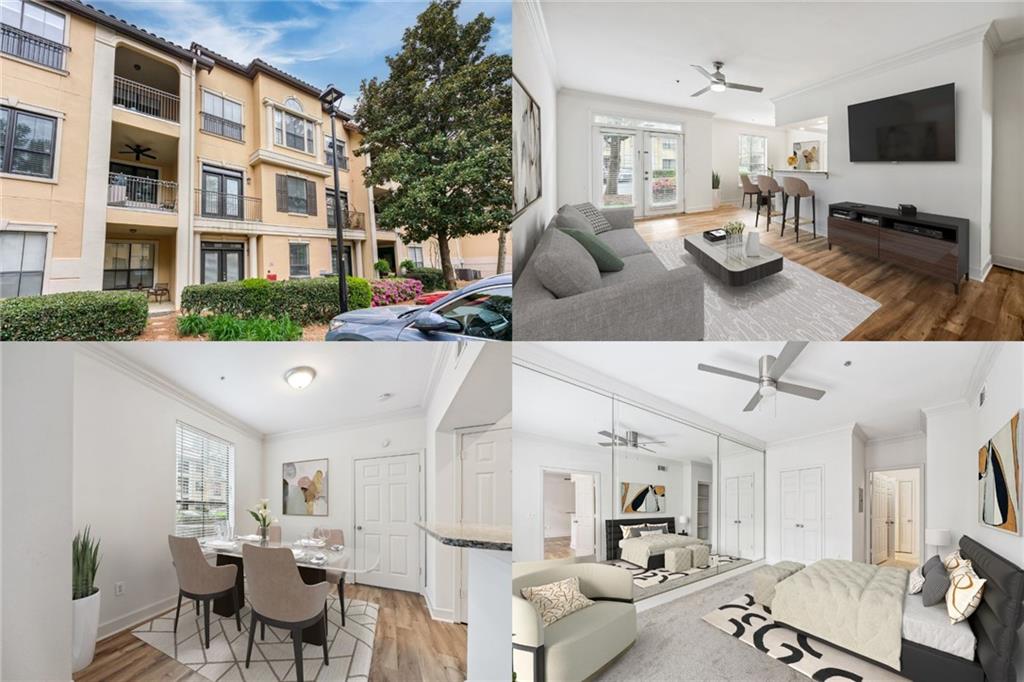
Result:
[554, 204, 594, 234]
[559, 229, 624, 272]
[922, 555, 942, 576]
[533, 228, 601, 298]
[921, 564, 950, 606]
[573, 202, 615, 234]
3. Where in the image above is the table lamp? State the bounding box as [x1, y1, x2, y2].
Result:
[678, 515, 690, 535]
[924, 528, 951, 558]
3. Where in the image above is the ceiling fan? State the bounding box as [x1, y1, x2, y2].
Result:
[688, 61, 764, 97]
[597, 430, 666, 453]
[697, 341, 826, 412]
[119, 143, 156, 161]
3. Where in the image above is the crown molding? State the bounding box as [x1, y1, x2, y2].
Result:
[766, 422, 859, 449]
[772, 22, 993, 104]
[920, 399, 971, 417]
[963, 343, 1002, 407]
[518, 0, 560, 90]
[263, 406, 425, 443]
[74, 344, 264, 440]
[866, 430, 925, 446]
[996, 36, 1024, 56]
[560, 87, 718, 120]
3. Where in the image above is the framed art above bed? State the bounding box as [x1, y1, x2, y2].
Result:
[979, 411, 1021, 535]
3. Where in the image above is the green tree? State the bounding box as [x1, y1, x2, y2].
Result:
[354, 0, 511, 289]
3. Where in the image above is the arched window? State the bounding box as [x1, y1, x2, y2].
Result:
[284, 97, 303, 113]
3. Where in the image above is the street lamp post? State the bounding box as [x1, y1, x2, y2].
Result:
[320, 84, 348, 314]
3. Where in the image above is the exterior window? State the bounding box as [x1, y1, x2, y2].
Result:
[739, 134, 768, 180]
[289, 242, 310, 278]
[274, 108, 315, 153]
[324, 135, 348, 170]
[284, 97, 303, 112]
[102, 241, 154, 290]
[286, 176, 308, 213]
[175, 422, 234, 539]
[201, 91, 242, 140]
[407, 245, 424, 267]
[331, 243, 353, 276]
[435, 286, 513, 340]
[0, 230, 46, 297]
[0, 105, 56, 178]
[326, 189, 349, 228]
[1, 0, 67, 69]
[275, 174, 316, 216]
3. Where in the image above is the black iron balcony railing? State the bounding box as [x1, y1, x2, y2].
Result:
[108, 173, 178, 212]
[0, 23, 69, 70]
[113, 75, 180, 123]
[195, 189, 262, 222]
[200, 112, 243, 141]
[327, 208, 366, 231]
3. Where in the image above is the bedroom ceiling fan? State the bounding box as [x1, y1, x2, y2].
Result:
[688, 61, 764, 97]
[119, 143, 156, 161]
[597, 430, 666, 453]
[697, 341, 826, 412]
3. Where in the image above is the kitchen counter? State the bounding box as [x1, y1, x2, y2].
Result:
[774, 168, 829, 177]
[417, 522, 512, 551]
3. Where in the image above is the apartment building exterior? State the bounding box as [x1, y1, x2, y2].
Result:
[1, 0, 506, 305]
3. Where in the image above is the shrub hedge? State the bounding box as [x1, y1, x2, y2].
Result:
[404, 267, 446, 292]
[180, 276, 371, 325]
[0, 290, 148, 341]
[370, 278, 424, 306]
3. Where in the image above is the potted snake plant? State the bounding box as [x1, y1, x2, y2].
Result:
[711, 171, 721, 209]
[72, 526, 102, 672]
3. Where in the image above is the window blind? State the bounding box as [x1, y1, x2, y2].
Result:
[175, 422, 234, 538]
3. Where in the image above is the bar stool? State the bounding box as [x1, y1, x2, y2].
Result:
[755, 176, 784, 230]
[780, 176, 817, 242]
[739, 173, 759, 208]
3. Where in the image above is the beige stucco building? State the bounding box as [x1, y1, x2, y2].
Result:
[0, 0, 506, 305]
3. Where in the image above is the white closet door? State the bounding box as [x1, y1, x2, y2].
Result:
[724, 476, 739, 556]
[571, 473, 595, 557]
[354, 453, 420, 592]
[737, 474, 755, 558]
[780, 470, 802, 561]
[799, 468, 822, 563]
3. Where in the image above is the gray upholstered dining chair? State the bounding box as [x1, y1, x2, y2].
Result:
[316, 528, 344, 546]
[755, 175, 784, 229]
[781, 176, 817, 240]
[167, 535, 240, 648]
[739, 173, 759, 208]
[243, 544, 331, 682]
[315, 528, 347, 622]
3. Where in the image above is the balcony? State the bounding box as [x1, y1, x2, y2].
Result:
[200, 112, 244, 141]
[108, 173, 178, 212]
[327, 209, 366, 232]
[194, 189, 262, 222]
[0, 23, 69, 70]
[113, 76, 180, 123]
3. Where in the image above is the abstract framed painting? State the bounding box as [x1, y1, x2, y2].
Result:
[979, 412, 1021, 535]
[512, 73, 541, 219]
[282, 458, 328, 516]
[620, 482, 666, 514]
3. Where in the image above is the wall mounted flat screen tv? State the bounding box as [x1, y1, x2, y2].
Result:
[848, 83, 955, 162]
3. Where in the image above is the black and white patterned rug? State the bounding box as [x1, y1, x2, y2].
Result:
[607, 555, 750, 600]
[702, 594, 907, 681]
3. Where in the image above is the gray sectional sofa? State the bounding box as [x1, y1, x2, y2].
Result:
[514, 205, 705, 340]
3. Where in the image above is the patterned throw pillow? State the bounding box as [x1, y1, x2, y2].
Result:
[908, 565, 926, 594]
[645, 523, 669, 534]
[521, 576, 595, 626]
[946, 566, 986, 624]
[621, 523, 648, 539]
[944, 549, 966, 572]
[572, 202, 615, 234]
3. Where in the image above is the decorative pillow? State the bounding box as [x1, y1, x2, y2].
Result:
[558, 228, 624, 272]
[554, 204, 595, 234]
[922, 554, 943, 576]
[921, 563, 950, 606]
[520, 576, 594, 626]
[944, 550, 966, 573]
[621, 523, 648, 539]
[639, 529, 662, 536]
[946, 566, 986, 624]
[949, 558, 974, 579]
[572, 202, 615, 234]
[645, 523, 670, 534]
[908, 566, 926, 594]
[533, 228, 601, 298]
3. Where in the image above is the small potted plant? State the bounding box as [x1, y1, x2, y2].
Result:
[711, 171, 721, 209]
[72, 526, 101, 673]
[374, 259, 391, 277]
[723, 220, 745, 258]
[248, 499, 275, 545]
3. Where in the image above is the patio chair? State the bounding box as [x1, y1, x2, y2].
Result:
[149, 283, 170, 302]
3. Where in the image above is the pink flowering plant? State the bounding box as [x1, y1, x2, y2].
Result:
[370, 278, 424, 306]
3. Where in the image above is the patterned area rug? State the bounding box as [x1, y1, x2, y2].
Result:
[702, 593, 908, 681]
[132, 592, 376, 681]
[607, 555, 751, 600]
[650, 239, 880, 341]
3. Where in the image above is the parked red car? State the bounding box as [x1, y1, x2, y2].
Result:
[414, 291, 451, 305]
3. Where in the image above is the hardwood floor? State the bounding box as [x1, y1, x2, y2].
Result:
[635, 205, 1024, 340]
[73, 584, 467, 682]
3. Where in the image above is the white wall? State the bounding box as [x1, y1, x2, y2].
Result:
[2, 345, 74, 682]
[543, 473, 573, 537]
[512, 0, 560, 273]
[710, 120, 788, 205]
[614, 454, 689, 521]
[72, 351, 264, 639]
[765, 426, 856, 564]
[557, 89, 715, 213]
[851, 429, 867, 562]
[991, 45, 1024, 271]
[865, 433, 926, 471]
[774, 38, 991, 278]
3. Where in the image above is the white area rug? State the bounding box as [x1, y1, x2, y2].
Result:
[607, 555, 751, 600]
[132, 593, 376, 681]
[651, 239, 880, 341]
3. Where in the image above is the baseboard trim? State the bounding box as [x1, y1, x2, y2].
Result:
[424, 591, 457, 623]
[992, 254, 1024, 273]
[685, 205, 713, 213]
[971, 256, 994, 282]
[97, 594, 178, 640]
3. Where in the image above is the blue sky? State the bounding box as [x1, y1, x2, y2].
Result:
[95, 0, 511, 112]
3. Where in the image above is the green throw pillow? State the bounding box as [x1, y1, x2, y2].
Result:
[558, 228, 624, 272]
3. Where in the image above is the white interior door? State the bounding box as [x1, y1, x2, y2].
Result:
[459, 426, 512, 623]
[571, 473, 595, 557]
[642, 131, 682, 215]
[353, 453, 420, 592]
[780, 470, 801, 561]
[871, 476, 888, 564]
[724, 477, 739, 556]
[781, 467, 823, 564]
[898, 480, 914, 555]
[594, 128, 639, 212]
[886, 483, 896, 560]
[737, 474, 755, 558]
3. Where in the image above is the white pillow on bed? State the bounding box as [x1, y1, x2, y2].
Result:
[908, 565, 926, 594]
[639, 529, 663, 536]
[621, 523, 647, 539]
[946, 565, 986, 624]
[944, 549, 966, 572]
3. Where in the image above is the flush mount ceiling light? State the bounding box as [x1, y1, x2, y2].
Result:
[377, 392, 393, 402]
[284, 366, 316, 390]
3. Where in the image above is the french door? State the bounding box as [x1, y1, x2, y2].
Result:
[354, 452, 420, 592]
[201, 167, 243, 220]
[593, 128, 683, 216]
[200, 241, 244, 283]
[723, 474, 755, 558]
[780, 467, 822, 564]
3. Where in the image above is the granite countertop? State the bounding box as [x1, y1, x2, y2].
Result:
[774, 168, 829, 176]
[417, 522, 512, 551]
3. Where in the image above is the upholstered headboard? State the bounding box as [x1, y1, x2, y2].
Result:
[959, 535, 1024, 682]
[604, 516, 675, 561]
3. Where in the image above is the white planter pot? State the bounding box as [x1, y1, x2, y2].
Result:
[72, 590, 101, 673]
[712, 188, 721, 209]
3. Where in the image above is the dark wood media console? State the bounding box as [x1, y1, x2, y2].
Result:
[827, 202, 969, 293]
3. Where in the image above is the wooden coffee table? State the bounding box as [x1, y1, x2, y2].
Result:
[683, 235, 783, 286]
